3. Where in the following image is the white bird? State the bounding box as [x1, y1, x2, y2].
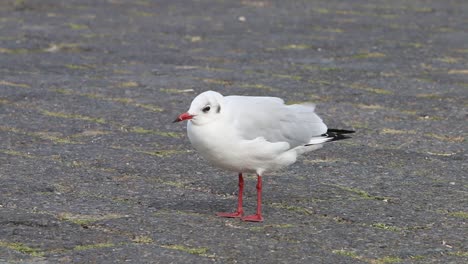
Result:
[174, 91, 354, 222]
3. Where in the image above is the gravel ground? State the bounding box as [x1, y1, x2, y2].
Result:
[0, 0, 466, 263]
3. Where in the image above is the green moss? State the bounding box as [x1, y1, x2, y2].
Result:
[161, 180, 186, 188]
[308, 79, 333, 85]
[332, 250, 402, 263]
[73, 243, 115, 251]
[201, 78, 232, 85]
[40, 110, 106, 124]
[51, 88, 164, 112]
[314, 8, 330, 14]
[65, 64, 93, 70]
[350, 83, 393, 95]
[0, 47, 29, 54]
[0, 241, 44, 257]
[162, 244, 210, 256]
[371, 223, 402, 232]
[332, 249, 359, 258]
[329, 184, 389, 201]
[0, 80, 30, 88]
[32, 132, 76, 144]
[68, 23, 89, 30]
[448, 251, 468, 257]
[448, 211, 468, 219]
[129, 127, 182, 138]
[351, 52, 386, 59]
[117, 81, 139, 88]
[0, 149, 35, 158]
[271, 74, 302, 80]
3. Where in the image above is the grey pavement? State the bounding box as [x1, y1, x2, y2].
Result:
[0, 0, 467, 263]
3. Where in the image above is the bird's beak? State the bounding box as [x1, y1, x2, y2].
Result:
[173, 112, 194, 123]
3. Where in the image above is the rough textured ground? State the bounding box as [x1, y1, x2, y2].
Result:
[0, 0, 467, 263]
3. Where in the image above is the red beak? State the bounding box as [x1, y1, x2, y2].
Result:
[173, 112, 194, 123]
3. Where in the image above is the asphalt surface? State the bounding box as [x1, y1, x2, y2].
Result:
[0, 0, 467, 263]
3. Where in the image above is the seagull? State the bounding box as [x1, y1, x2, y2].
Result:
[174, 91, 354, 222]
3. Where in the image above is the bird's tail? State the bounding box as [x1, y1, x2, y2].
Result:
[305, 129, 355, 146]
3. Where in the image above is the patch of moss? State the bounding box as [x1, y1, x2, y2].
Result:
[329, 184, 388, 201]
[57, 213, 123, 226]
[351, 52, 386, 59]
[0, 47, 29, 54]
[350, 83, 393, 95]
[129, 127, 181, 138]
[68, 23, 89, 30]
[448, 251, 468, 257]
[161, 244, 210, 257]
[448, 211, 468, 219]
[406, 42, 423, 48]
[435, 57, 460, 64]
[65, 64, 93, 70]
[0, 241, 44, 257]
[40, 110, 106, 124]
[355, 104, 384, 110]
[0, 149, 35, 158]
[308, 79, 333, 85]
[375, 256, 403, 263]
[332, 249, 359, 258]
[201, 78, 233, 86]
[381, 128, 417, 135]
[271, 74, 302, 81]
[448, 69, 468, 75]
[117, 81, 139, 88]
[35, 133, 76, 144]
[427, 133, 464, 143]
[0, 80, 30, 88]
[371, 223, 402, 232]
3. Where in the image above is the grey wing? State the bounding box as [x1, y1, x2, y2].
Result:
[224, 96, 328, 148]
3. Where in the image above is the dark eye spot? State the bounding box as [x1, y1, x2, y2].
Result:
[202, 106, 211, 113]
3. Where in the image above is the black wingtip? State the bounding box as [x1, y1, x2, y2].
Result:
[320, 129, 355, 142]
[327, 129, 355, 134]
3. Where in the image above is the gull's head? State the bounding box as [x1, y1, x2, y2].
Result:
[173, 90, 224, 125]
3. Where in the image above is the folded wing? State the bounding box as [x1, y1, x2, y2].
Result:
[224, 95, 328, 148]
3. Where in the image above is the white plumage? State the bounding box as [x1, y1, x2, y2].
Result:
[174, 90, 353, 222]
[185, 91, 329, 175]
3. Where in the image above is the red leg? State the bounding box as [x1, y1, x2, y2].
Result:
[217, 173, 244, 218]
[241, 174, 264, 222]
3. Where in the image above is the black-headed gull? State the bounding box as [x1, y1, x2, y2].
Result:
[174, 91, 354, 222]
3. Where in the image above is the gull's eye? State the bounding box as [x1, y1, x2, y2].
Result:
[202, 106, 211, 113]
